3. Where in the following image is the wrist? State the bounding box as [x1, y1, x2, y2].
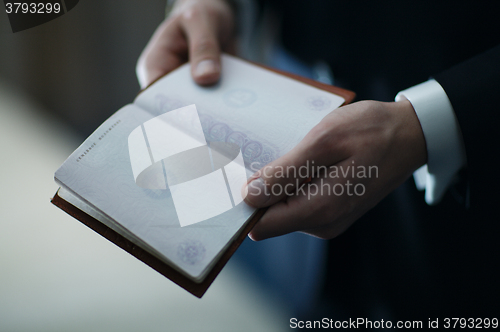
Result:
[393, 99, 428, 171]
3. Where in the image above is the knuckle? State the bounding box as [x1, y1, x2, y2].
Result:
[357, 99, 379, 110]
[307, 121, 348, 155]
[308, 122, 333, 146]
[182, 4, 203, 21]
[182, 2, 219, 22]
[357, 99, 373, 109]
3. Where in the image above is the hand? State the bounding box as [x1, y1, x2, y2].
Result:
[242, 100, 427, 241]
[136, 0, 235, 88]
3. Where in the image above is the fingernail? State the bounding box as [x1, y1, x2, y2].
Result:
[194, 59, 217, 77]
[245, 178, 271, 207]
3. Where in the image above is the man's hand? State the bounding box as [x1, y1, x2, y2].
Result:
[136, 0, 235, 88]
[242, 100, 427, 241]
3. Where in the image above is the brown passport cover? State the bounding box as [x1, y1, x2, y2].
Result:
[51, 63, 355, 298]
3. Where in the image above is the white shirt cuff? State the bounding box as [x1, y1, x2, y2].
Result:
[395, 79, 467, 205]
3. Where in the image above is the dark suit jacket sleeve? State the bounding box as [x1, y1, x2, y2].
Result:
[433, 44, 500, 213]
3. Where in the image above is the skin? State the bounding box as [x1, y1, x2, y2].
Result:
[242, 99, 427, 240]
[136, 0, 235, 88]
[136, 0, 428, 241]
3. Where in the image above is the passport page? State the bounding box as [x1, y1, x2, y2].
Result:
[55, 55, 345, 281]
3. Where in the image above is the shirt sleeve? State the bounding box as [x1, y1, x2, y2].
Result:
[395, 79, 467, 205]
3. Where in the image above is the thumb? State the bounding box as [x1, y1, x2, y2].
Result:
[181, 7, 222, 85]
[242, 147, 317, 208]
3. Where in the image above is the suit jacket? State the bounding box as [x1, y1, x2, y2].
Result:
[257, 0, 500, 319]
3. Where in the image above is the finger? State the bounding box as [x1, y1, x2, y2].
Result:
[248, 157, 371, 240]
[248, 199, 309, 242]
[242, 151, 312, 208]
[248, 177, 341, 241]
[181, 6, 222, 85]
[242, 125, 350, 208]
[299, 215, 356, 240]
[136, 19, 188, 89]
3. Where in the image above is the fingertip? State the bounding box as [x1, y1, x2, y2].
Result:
[195, 72, 220, 85]
[247, 231, 261, 242]
[243, 177, 271, 208]
[192, 59, 220, 85]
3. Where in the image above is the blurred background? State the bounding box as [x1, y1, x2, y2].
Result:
[0, 1, 297, 331]
[0, 1, 163, 136]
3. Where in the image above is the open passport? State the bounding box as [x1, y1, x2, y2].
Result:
[52, 54, 354, 297]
